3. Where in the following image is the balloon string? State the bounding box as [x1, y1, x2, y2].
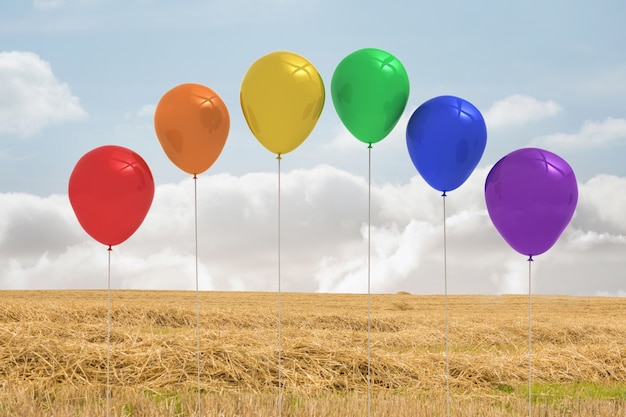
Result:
[528, 256, 533, 417]
[277, 154, 283, 417]
[443, 193, 450, 417]
[194, 175, 201, 416]
[106, 245, 111, 417]
[367, 144, 372, 417]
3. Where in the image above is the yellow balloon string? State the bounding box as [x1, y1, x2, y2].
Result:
[277, 154, 283, 417]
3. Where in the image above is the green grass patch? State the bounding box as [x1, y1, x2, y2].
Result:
[143, 389, 185, 416]
[495, 383, 515, 394]
[521, 381, 626, 402]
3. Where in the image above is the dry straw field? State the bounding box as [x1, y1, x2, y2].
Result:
[1, 290, 625, 416]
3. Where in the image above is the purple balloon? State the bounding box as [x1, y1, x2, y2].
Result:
[485, 148, 578, 258]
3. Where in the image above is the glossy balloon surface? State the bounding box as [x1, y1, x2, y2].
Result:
[331, 48, 409, 144]
[154, 83, 230, 175]
[406, 95, 487, 192]
[240, 51, 325, 155]
[485, 148, 578, 257]
[69, 145, 154, 247]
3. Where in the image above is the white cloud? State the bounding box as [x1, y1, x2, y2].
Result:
[597, 290, 626, 297]
[489, 259, 530, 294]
[33, 0, 66, 10]
[323, 108, 413, 152]
[484, 94, 561, 130]
[578, 64, 626, 96]
[565, 229, 626, 252]
[124, 104, 156, 119]
[0, 166, 625, 296]
[572, 174, 626, 234]
[33, 0, 106, 10]
[314, 219, 439, 294]
[533, 118, 626, 150]
[323, 126, 364, 152]
[0, 192, 81, 263]
[136, 104, 156, 118]
[0, 51, 87, 137]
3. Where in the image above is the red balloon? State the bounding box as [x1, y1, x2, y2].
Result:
[69, 145, 155, 247]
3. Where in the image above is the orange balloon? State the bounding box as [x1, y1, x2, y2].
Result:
[154, 83, 230, 176]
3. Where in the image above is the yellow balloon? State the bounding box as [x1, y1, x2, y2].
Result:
[240, 51, 325, 155]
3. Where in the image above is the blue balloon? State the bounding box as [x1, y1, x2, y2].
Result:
[406, 95, 487, 193]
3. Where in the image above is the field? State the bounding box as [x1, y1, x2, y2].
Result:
[0, 290, 625, 416]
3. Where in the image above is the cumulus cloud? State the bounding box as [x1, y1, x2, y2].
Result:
[0, 51, 87, 137]
[489, 259, 531, 294]
[315, 219, 439, 294]
[533, 118, 626, 150]
[571, 174, 626, 234]
[0, 166, 624, 296]
[484, 94, 561, 130]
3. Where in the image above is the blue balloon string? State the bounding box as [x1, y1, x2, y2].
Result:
[442, 194, 451, 417]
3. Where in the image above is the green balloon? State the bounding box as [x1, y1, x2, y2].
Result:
[331, 48, 410, 145]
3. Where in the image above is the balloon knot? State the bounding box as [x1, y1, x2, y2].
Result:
[527, 256, 534, 262]
[276, 154, 282, 160]
[442, 191, 447, 197]
[368, 143, 373, 149]
[193, 174, 198, 180]
[107, 245, 113, 252]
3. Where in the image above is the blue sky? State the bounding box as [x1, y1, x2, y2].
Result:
[1, 0, 625, 295]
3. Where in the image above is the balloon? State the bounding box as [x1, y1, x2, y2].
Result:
[69, 145, 155, 247]
[484, 148, 578, 258]
[154, 83, 230, 175]
[240, 51, 325, 155]
[406, 95, 487, 193]
[331, 48, 409, 145]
